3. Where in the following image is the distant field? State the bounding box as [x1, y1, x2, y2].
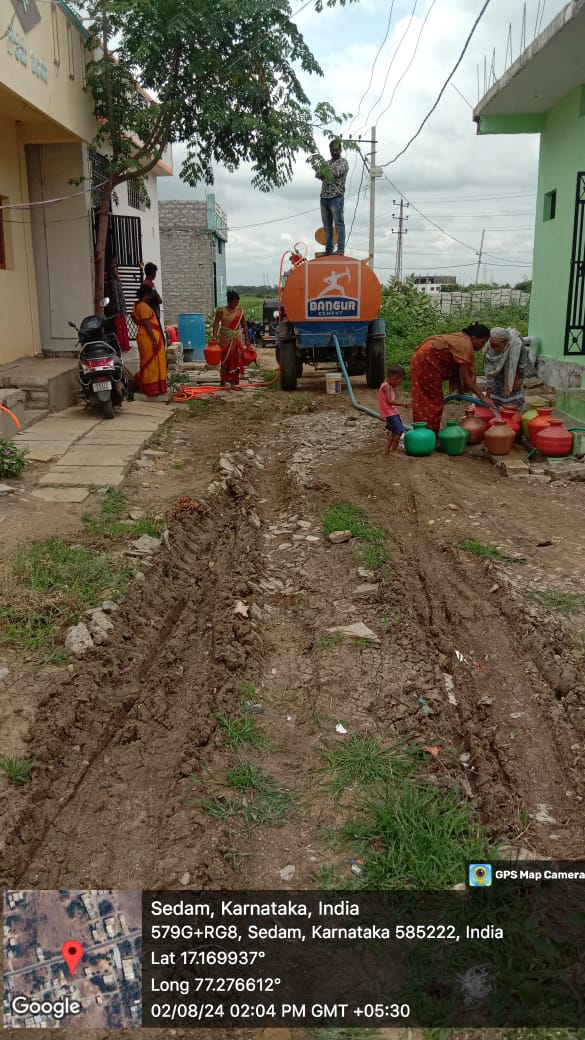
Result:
[238, 296, 269, 323]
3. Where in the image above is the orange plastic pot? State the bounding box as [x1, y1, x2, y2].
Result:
[241, 346, 257, 365]
[204, 340, 222, 366]
[166, 325, 179, 343]
[528, 407, 554, 444]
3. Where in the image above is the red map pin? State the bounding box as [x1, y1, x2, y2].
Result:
[61, 940, 84, 977]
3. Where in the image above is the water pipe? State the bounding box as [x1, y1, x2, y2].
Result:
[0, 404, 21, 431]
[331, 334, 381, 420]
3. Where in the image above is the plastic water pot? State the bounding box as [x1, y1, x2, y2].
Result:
[438, 419, 468, 456]
[404, 421, 436, 457]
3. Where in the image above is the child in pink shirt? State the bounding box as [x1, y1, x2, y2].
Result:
[378, 364, 411, 456]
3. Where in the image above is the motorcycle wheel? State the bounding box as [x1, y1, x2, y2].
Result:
[102, 398, 115, 420]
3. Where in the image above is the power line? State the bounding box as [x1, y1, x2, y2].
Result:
[381, 171, 530, 264]
[355, 0, 420, 136]
[347, 0, 397, 136]
[346, 151, 369, 247]
[371, 0, 439, 129]
[380, 0, 492, 166]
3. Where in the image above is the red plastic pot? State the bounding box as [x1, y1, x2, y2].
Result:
[528, 407, 554, 444]
[534, 418, 572, 457]
[241, 346, 257, 365]
[204, 340, 222, 366]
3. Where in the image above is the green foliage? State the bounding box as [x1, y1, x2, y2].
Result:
[79, 0, 350, 191]
[380, 279, 530, 372]
[0, 754, 35, 786]
[0, 438, 29, 478]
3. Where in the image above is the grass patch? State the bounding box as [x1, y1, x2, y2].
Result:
[341, 780, 490, 889]
[260, 368, 280, 390]
[312, 632, 345, 652]
[460, 539, 525, 564]
[324, 503, 389, 572]
[323, 503, 385, 543]
[82, 489, 162, 543]
[321, 734, 422, 799]
[0, 753, 35, 786]
[358, 543, 389, 570]
[0, 537, 130, 661]
[199, 762, 293, 828]
[216, 709, 268, 750]
[187, 399, 212, 417]
[283, 392, 314, 413]
[530, 590, 585, 616]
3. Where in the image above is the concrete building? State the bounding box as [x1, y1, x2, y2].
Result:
[410, 274, 457, 296]
[159, 196, 228, 324]
[474, 0, 585, 389]
[0, 0, 171, 368]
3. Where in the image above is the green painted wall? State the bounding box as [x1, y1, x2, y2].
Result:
[529, 87, 585, 367]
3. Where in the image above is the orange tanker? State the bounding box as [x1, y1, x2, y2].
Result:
[278, 253, 385, 391]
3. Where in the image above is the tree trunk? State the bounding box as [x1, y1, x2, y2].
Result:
[94, 177, 114, 315]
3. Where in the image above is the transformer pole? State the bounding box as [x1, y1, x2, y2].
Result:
[392, 199, 409, 282]
[475, 228, 485, 284]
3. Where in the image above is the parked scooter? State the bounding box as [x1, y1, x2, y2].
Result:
[69, 300, 129, 419]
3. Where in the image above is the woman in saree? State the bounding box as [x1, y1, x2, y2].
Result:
[212, 290, 250, 386]
[410, 322, 493, 436]
[484, 327, 531, 411]
[131, 284, 167, 397]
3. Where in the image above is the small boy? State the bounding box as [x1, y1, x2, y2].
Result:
[378, 364, 411, 457]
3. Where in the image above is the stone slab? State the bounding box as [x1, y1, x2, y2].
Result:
[31, 486, 90, 503]
[97, 417, 166, 432]
[18, 419, 99, 441]
[81, 429, 147, 446]
[18, 441, 72, 462]
[38, 466, 125, 488]
[53, 445, 137, 468]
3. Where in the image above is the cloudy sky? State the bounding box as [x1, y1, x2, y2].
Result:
[159, 0, 566, 288]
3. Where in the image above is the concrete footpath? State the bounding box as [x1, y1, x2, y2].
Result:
[16, 399, 174, 502]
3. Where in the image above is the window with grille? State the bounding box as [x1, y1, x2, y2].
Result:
[90, 150, 109, 208]
[127, 178, 141, 210]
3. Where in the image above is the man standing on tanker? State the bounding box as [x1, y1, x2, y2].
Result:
[316, 139, 349, 256]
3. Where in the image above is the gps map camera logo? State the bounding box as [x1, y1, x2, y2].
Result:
[469, 863, 492, 887]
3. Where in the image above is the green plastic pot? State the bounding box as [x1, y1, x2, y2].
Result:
[438, 418, 469, 456]
[404, 421, 437, 457]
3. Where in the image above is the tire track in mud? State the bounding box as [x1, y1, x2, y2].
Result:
[323, 447, 585, 855]
[0, 481, 268, 889]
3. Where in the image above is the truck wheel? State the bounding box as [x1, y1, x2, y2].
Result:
[366, 335, 386, 389]
[280, 338, 298, 392]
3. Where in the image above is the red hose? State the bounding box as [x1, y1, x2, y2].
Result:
[0, 404, 21, 431]
[172, 367, 281, 402]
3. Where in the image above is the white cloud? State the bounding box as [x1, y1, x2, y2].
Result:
[158, 0, 565, 289]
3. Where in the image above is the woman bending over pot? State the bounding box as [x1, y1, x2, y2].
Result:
[410, 322, 493, 436]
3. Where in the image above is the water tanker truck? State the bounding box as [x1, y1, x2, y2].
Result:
[278, 252, 386, 392]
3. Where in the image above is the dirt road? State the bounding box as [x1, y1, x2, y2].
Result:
[2, 370, 585, 1037]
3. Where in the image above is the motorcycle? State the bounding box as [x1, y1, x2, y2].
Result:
[69, 301, 129, 419]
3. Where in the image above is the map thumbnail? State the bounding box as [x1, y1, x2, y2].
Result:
[3, 889, 141, 1028]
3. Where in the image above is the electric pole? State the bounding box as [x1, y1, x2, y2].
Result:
[475, 228, 485, 284]
[392, 199, 409, 283]
[369, 126, 377, 269]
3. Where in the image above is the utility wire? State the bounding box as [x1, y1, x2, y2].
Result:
[355, 0, 419, 136]
[346, 150, 369, 247]
[347, 0, 397, 136]
[369, 0, 438, 129]
[380, 0, 492, 166]
[382, 171, 530, 264]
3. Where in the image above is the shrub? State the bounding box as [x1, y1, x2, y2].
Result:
[0, 439, 29, 478]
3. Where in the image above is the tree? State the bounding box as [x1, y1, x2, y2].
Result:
[514, 278, 532, 292]
[79, 0, 353, 311]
